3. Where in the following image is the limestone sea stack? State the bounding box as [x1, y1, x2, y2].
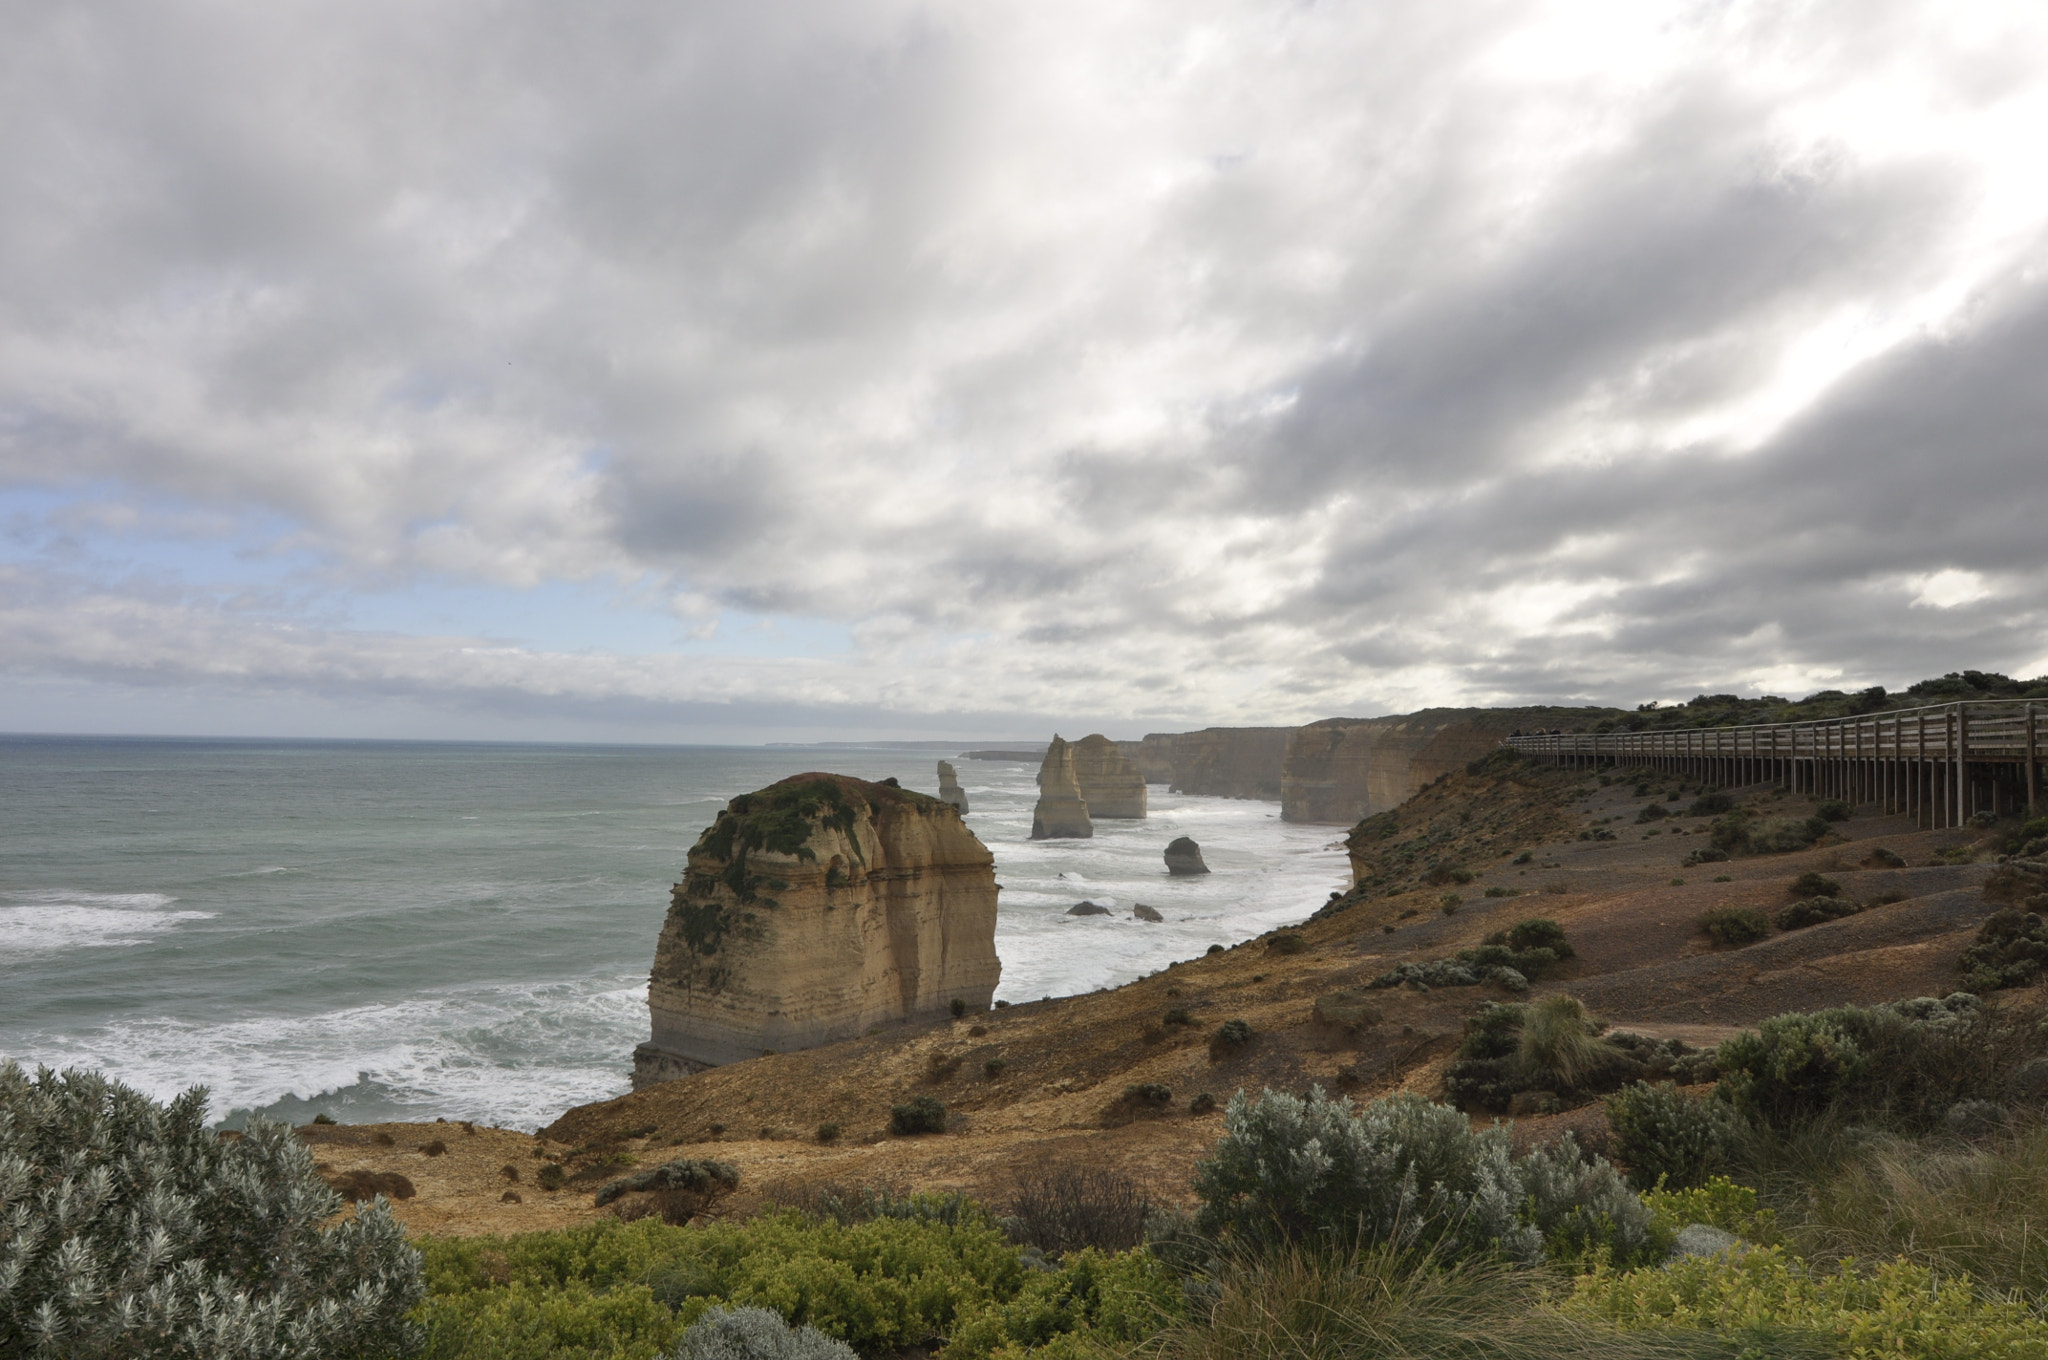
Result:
[937, 759, 969, 814]
[633, 774, 1000, 1087]
[1029, 736, 1094, 840]
[1069, 734, 1147, 819]
[1164, 836, 1210, 875]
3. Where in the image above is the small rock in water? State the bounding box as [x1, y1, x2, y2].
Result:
[1132, 903, 1163, 922]
[1066, 901, 1112, 916]
[1164, 836, 1210, 876]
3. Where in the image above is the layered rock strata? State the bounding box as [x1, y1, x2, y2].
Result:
[1030, 736, 1094, 839]
[1137, 728, 1292, 799]
[1164, 836, 1210, 875]
[1069, 734, 1147, 818]
[937, 760, 969, 814]
[633, 774, 1000, 1086]
[1281, 708, 1580, 825]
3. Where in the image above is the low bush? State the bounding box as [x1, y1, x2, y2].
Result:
[1440, 892, 1462, 914]
[1698, 906, 1770, 946]
[1637, 803, 1669, 823]
[1445, 1001, 1706, 1113]
[1266, 932, 1307, 955]
[1189, 1088, 1659, 1266]
[1188, 1092, 1217, 1114]
[1162, 1005, 1193, 1026]
[982, 1058, 1007, 1079]
[1312, 989, 1382, 1032]
[1516, 995, 1613, 1092]
[673, 1304, 855, 1359]
[889, 1096, 948, 1136]
[1121, 1082, 1173, 1107]
[537, 1162, 567, 1191]
[1571, 1246, 2048, 1357]
[1004, 1165, 1153, 1256]
[0, 1062, 423, 1360]
[1774, 896, 1863, 930]
[1426, 865, 1477, 885]
[1959, 908, 2048, 991]
[1483, 885, 1517, 898]
[816, 1122, 840, 1143]
[1639, 1175, 1778, 1245]
[1687, 792, 1734, 817]
[594, 1159, 740, 1225]
[1788, 871, 1842, 899]
[1208, 1019, 1254, 1057]
[1606, 1081, 1745, 1190]
[1814, 798, 1853, 822]
[1682, 846, 1730, 867]
[1864, 846, 1907, 868]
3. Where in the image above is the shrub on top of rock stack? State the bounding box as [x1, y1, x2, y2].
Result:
[0, 1061, 423, 1360]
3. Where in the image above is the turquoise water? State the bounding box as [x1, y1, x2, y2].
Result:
[0, 736, 1346, 1130]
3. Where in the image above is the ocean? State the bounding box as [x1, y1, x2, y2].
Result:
[0, 736, 1348, 1131]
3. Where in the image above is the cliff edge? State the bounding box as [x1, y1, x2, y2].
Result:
[634, 774, 1000, 1086]
[1070, 734, 1147, 818]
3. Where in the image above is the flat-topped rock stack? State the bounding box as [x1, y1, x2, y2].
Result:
[1070, 734, 1147, 818]
[1030, 736, 1095, 840]
[936, 760, 969, 813]
[633, 774, 1000, 1087]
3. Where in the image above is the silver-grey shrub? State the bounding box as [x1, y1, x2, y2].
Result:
[673, 1305, 857, 1360]
[1190, 1088, 1655, 1266]
[0, 1062, 422, 1359]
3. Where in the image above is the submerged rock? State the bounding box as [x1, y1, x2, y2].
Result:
[634, 774, 1000, 1087]
[1164, 836, 1210, 875]
[1030, 736, 1094, 839]
[1066, 901, 1112, 916]
[1132, 903, 1163, 923]
[937, 759, 970, 814]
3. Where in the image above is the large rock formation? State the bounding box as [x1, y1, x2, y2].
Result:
[1136, 728, 1293, 799]
[1030, 736, 1094, 839]
[633, 774, 1000, 1086]
[1280, 707, 1608, 824]
[1164, 836, 1210, 875]
[1069, 734, 1147, 818]
[936, 760, 969, 814]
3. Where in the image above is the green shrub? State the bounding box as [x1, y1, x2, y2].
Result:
[1637, 803, 1669, 823]
[1163, 1006, 1193, 1027]
[1959, 909, 2048, 991]
[815, 1122, 840, 1143]
[1208, 1019, 1254, 1057]
[1570, 1246, 2048, 1357]
[1266, 932, 1307, 955]
[889, 1096, 948, 1136]
[982, 1058, 1007, 1079]
[1311, 989, 1382, 1032]
[1503, 917, 1574, 957]
[1814, 798, 1853, 822]
[1687, 792, 1734, 817]
[1483, 885, 1517, 898]
[1789, 871, 1842, 899]
[1606, 1081, 1744, 1190]
[1774, 896, 1862, 930]
[1121, 1082, 1172, 1107]
[1189, 1089, 1658, 1266]
[1440, 892, 1462, 914]
[538, 1162, 567, 1191]
[0, 1062, 423, 1360]
[950, 997, 970, 1018]
[1189, 1092, 1217, 1114]
[1639, 1175, 1778, 1244]
[1002, 1165, 1153, 1256]
[1698, 906, 1769, 946]
[595, 1159, 741, 1224]
[673, 1304, 855, 1359]
[1516, 994, 1612, 1091]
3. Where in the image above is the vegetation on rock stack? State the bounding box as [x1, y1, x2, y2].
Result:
[0, 1062, 423, 1360]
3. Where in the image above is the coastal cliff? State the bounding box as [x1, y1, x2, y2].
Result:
[1029, 737, 1094, 839]
[1137, 727, 1292, 799]
[1070, 734, 1147, 818]
[634, 774, 1000, 1086]
[1280, 706, 1615, 824]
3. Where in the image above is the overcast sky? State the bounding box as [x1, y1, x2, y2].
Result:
[3, 1, 2045, 743]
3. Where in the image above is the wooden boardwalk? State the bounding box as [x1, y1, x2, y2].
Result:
[1505, 700, 2042, 829]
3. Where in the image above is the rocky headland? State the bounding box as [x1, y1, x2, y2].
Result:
[632, 773, 1000, 1087]
[1028, 736, 1094, 839]
[1069, 733, 1147, 818]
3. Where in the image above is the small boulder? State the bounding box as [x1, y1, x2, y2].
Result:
[1132, 902, 1163, 922]
[1164, 836, 1210, 875]
[1066, 900, 1112, 916]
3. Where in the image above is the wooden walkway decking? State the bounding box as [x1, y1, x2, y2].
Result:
[1505, 700, 2042, 829]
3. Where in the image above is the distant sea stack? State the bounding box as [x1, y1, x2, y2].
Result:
[937, 760, 969, 813]
[1069, 734, 1147, 818]
[633, 774, 1000, 1087]
[1029, 736, 1094, 839]
[1164, 836, 1209, 875]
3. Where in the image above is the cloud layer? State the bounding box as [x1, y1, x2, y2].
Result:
[3, 0, 2045, 737]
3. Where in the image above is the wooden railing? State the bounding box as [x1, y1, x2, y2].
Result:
[1504, 700, 2042, 829]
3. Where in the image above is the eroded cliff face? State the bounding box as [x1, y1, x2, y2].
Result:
[634, 774, 1000, 1086]
[1281, 708, 1585, 824]
[1029, 736, 1093, 839]
[1138, 727, 1292, 799]
[1069, 734, 1146, 818]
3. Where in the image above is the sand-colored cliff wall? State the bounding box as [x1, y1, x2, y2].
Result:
[1137, 727, 1292, 799]
[1030, 736, 1094, 839]
[634, 774, 1000, 1085]
[1070, 734, 1146, 818]
[1281, 707, 1612, 824]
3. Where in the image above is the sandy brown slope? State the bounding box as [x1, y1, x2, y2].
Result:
[339, 758, 2010, 1235]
